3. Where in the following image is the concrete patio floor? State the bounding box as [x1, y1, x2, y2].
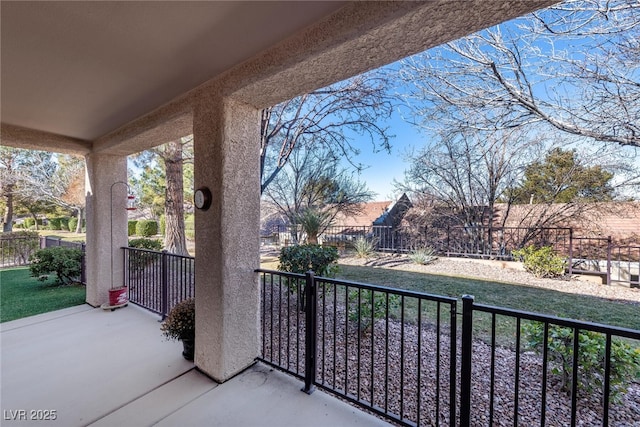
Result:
[1, 304, 390, 426]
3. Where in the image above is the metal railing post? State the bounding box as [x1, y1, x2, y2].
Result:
[606, 236, 612, 286]
[302, 270, 317, 394]
[460, 295, 474, 427]
[161, 250, 169, 318]
[568, 228, 573, 275]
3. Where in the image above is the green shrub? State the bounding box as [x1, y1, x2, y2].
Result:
[48, 217, 62, 230]
[127, 238, 163, 270]
[512, 245, 566, 278]
[136, 220, 158, 237]
[408, 246, 438, 265]
[278, 244, 339, 276]
[60, 217, 70, 231]
[128, 237, 163, 251]
[523, 322, 640, 402]
[24, 218, 36, 228]
[295, 209, 331, 244]
[347, 288, 399, 333]
[29, 247, 83, 285]
[352, 236, 377, 259]
[128, 220, 138, 236]
[68, 217, 78, 232]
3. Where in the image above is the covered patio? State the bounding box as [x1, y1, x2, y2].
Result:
[1, 304, 389, 426]
[1, 1, 556, 424]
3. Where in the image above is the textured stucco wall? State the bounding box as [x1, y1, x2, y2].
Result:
[84, 153, 128, 307]
[193, 91, 261, 382]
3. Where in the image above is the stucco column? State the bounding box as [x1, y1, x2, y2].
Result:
[84, 153, 128, 307]
[193, 93, 260, 382]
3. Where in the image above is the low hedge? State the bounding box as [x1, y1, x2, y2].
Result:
[135, 220, 158, 237]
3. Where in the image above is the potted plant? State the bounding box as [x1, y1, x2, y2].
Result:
[160, 298, 195, 361]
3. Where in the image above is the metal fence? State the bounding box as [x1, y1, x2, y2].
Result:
[265, 225, 572, 257]
[123, 247, 195, 318]
[0, 234, 40, 267]
[570, 236, 640, 287]
[265, 225, 639, 287]
[257, 268, 458, 426]
[460, 296, 640, 426]
[257, 269, 640, 426]
[0, 234, 86, 284]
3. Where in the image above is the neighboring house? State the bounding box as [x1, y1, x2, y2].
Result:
[493, 202, 640, 244]
[332, 193, 412, 229]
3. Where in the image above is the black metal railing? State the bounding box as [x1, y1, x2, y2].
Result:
[264, 225, 639, 287]
[257, 268, 458, 426]
[123, 247, 194, 317]
[257, 269, 640, 426]
[460, 295, 640, 427]
[0, 234, 40, 267]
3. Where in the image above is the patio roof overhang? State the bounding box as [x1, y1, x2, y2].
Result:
[1, 0, 559, 383]
[1, 1, 556, 156]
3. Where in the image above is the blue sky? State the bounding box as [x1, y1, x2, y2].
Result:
[347, 108, 423, 200]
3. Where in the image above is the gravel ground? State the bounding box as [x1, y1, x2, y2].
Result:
[261, 252, 640, 426]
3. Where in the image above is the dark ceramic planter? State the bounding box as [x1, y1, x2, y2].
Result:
[181, 338, 195, 361]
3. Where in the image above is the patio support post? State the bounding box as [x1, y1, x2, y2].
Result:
[85, 153, 128, 306]
[193, 92, 260, 382]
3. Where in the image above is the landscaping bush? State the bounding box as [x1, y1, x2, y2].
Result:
[523, 321, 640, 402]
[352, 236, 377, 259]
[127, 238, 163, 270]
[278, 244, 339, 276]
[408, 246, 438, 265]
[128, 220, 138, 236]
[23, 218, 42, 229]
[68, 217, 78, 232]
[135, 220, 158, 237]
[347, 288, 399, 333]
[128, 237, 163, 251]
[512, 245, 566, 278]
[29, 247, 83, 285]
[48, 217, 62, 230]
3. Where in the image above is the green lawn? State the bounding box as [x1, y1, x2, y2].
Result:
[0, 267, 86, 323]
[335, 264, 640, 345]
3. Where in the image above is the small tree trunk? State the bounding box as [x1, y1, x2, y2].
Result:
[75, 208, 83, 233]
[2, 187, 13, 232]
[164, 140, 188, 256]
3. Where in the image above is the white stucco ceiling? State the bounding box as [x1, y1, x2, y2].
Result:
[1, 1, 346, 142]
[1, 1, 556, 154]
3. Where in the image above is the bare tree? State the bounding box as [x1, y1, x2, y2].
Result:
[399, 0, 640, 149]
[399, 128, 540, 230]
[0, 148, 58, 232]
[263, 146, 374, 243]
[260, 72, 395, 194]
[18, 154, 86, 233]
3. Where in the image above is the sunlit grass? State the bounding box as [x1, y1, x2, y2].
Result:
[0, 267, 86, 323]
